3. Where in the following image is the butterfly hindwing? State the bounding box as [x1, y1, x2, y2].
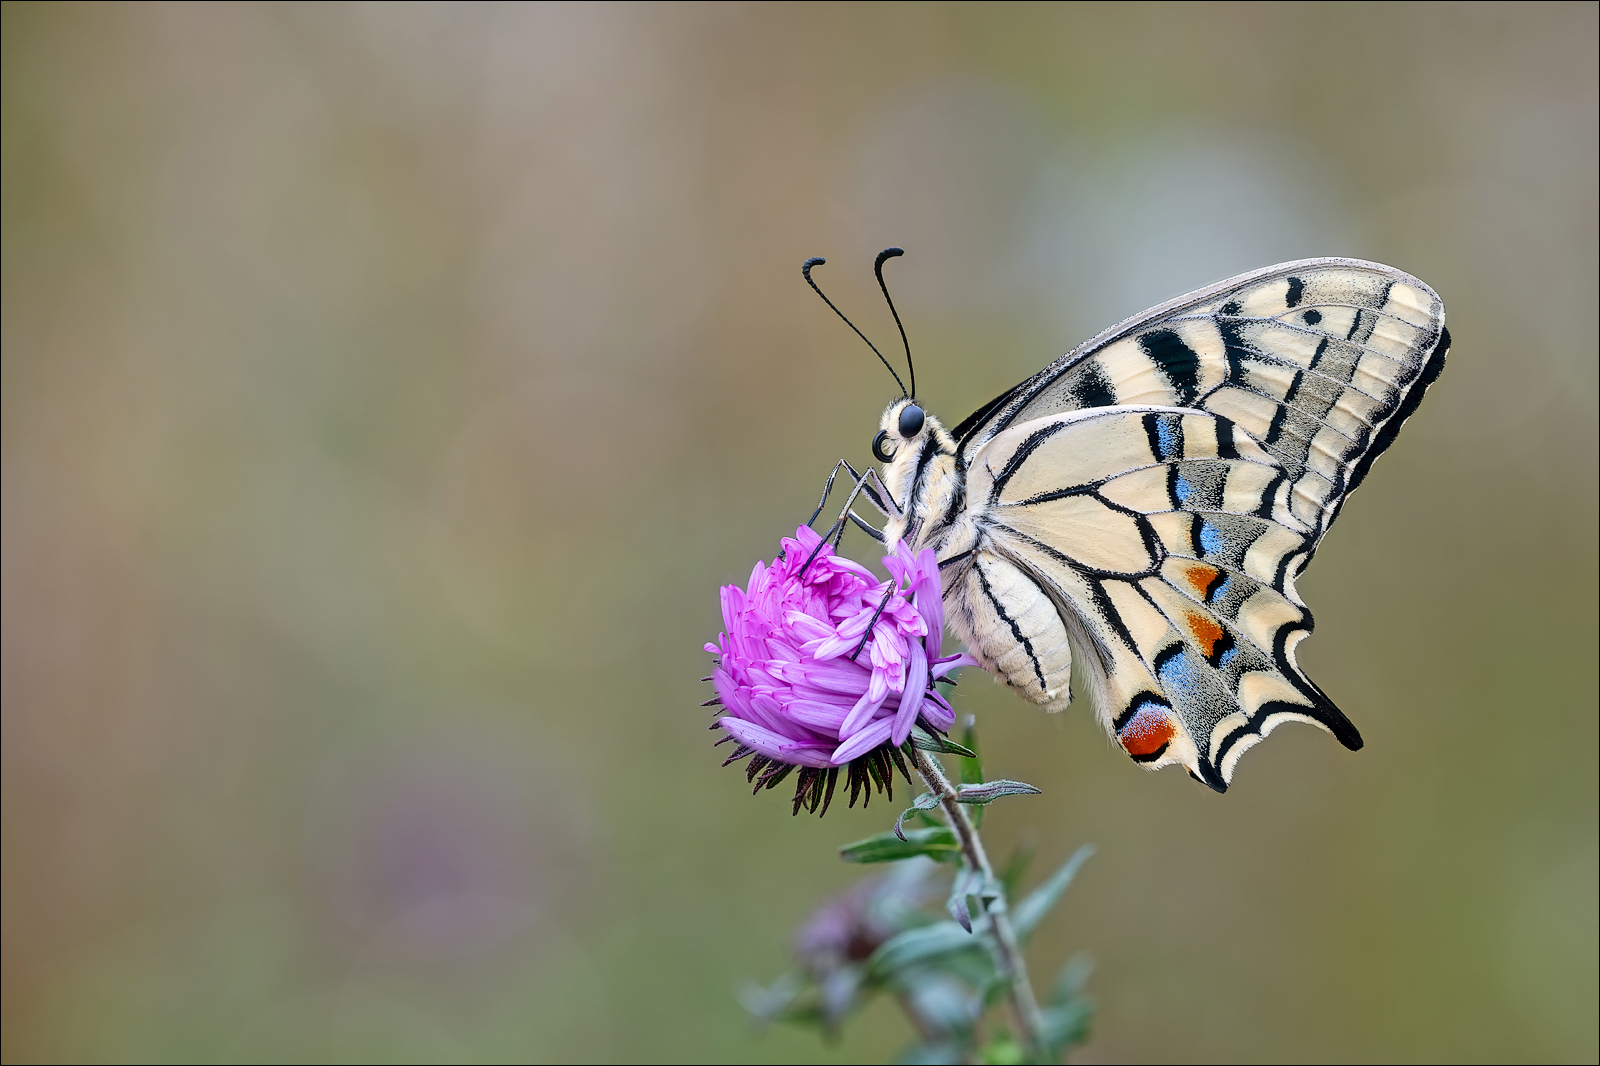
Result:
[950, 406, 1356, 790]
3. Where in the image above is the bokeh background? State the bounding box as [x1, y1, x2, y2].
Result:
[3, 3, 1596, 1063]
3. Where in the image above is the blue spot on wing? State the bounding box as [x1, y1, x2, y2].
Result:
[1156, 418, 1180, 460]
[1198, 521, 1224, 555]
[1217, 645, 1238, 670]
[1156, 647, 1203, 696]
[1174, 476, 1193, 506]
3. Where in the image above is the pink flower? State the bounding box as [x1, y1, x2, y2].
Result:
[705, 526, 973, 814]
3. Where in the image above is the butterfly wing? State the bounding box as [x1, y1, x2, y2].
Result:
[955, 405, 1353, 790]
[951, 258, 1449, 549]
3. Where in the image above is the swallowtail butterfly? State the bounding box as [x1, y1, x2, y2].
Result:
[806, 253, 1447, 791]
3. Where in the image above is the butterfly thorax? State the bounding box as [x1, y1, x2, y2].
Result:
[877, 397, 1081, 719]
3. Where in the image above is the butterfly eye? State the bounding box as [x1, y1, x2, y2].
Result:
[872, 430, 895, 463]
[898, 404, 925, 438]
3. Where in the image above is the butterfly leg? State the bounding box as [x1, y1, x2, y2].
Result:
[797, 464, 901, 577]
[798, 462, 904, 660]
[819, 464, 901, 548]
[803, 460, 902, 548]
[804, 459, 899, 527]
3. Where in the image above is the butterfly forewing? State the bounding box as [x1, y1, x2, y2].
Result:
[955, 259, 1449, 550]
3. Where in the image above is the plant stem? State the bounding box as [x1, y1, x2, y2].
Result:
[911, 748, 1048, 1061]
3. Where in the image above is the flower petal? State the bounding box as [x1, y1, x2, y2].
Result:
[931, 653, 980, 679]
[720, 584, 746, 633]
[866, 665, 890, 704]
[838, 685, 888, 739]
[785, 658, 873, 695]
[784, 699, 849, 735]
[712, 668, 753, 718]
[891, 639, 928, 746]
[829, 717, 895, 765]
[719, 717, 834, 768]
[783, 610, 835, 642]
[749, 692, 817, 741]
[919, 692, 956, 732]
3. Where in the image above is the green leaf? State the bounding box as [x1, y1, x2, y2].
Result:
[978, 1031, 1027, 1064]
[893, 792, 942, 840]
[897, 972, 980, 1039]
[954, 779, 1041, 805]
[817, 966, 865, 1031]
[867, 922, 984, 978]
[1050, 952, 1095, 1005]
[928, 948, 1000, 994]
[1039, 997, 1094, 1056]
[946, 865, 975, 932]
[841, 826, 960, 864]
[956, 716, 984, 826]
[895, 1040, 969, 1065]
[909, 726, 977, 759]
[1011, 844, 1094, 943]
[737, 971, 810, 1024]
[957, 715, 984, 785]
[999, 838, 1035, 904]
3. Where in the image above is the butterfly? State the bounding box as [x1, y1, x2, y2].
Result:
[802, 250, 1448, 791]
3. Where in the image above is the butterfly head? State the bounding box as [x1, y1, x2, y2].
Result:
[871, 399, 929, 462]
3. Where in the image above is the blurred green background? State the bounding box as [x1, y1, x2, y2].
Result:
[3, 3, 1595, 1063]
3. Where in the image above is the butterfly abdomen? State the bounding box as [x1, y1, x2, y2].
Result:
[948, 550, 1074, 713]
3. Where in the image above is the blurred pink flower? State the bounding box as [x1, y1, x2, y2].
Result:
[705, 526, 972, 814]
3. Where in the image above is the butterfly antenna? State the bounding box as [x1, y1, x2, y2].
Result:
[803, 257, 908, 398]
[873, 247, 914, 398]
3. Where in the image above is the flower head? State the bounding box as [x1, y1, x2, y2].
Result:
[704, 526, 971, 814]
[740, 860, 941, 1034]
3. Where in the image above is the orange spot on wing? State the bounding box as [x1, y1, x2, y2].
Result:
[1185, 611, 1225, 659]
[1118, 707, 1176, 757]
[1181, 563, 1219, 599]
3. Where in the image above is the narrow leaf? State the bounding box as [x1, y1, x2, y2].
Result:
[946, 866, 974, 932]
[1012, 844, 1095, 942]
[895, 1040, 969, 1065]
[898, 974, 980, 1039]
[954, 779, 1041, 805]
[841, 826, 960, 864]
[957, 715, 983, 786]
[818, 966, 864, 1031]
[909, 725, 977, 759]
[893, 791, 941, 840]
[946, 892, 971, 934]
[999, 838, 1035, 904]
[957, 716, 985, 826]
[867, 922, 985, 977]
[978, 1032, 1027, 1065]
[1051, 952, 1095, 1005]
[737, 971, 808, 1023]
[1039, 997, 1094, 1056]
